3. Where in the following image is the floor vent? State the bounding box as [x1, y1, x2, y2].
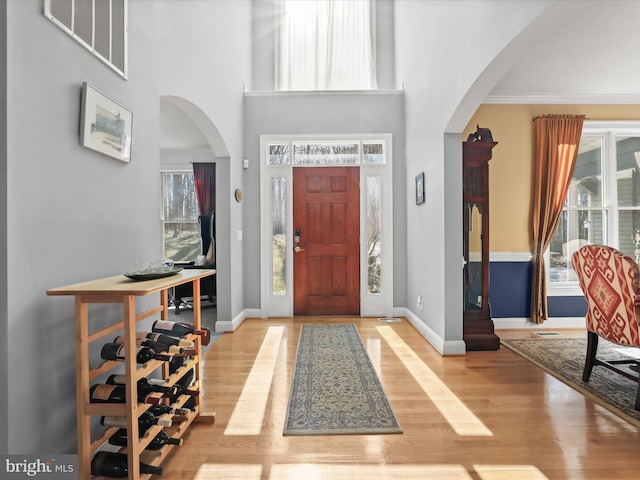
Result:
[533, 331, 563, 337]
[378, 318, 401, 323]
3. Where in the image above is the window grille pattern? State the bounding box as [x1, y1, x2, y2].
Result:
[45, 0, 128, 78]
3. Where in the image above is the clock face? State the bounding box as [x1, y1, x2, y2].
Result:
[234, 189, 243, 202]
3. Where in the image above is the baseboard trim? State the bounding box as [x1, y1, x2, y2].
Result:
[401, 308, 466, 356]
[215, 309, 259, 333]
[493, 317, 585, 330]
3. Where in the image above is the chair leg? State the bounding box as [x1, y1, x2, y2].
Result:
[583, 331, 599, 382]
[636, 383, 640, 411]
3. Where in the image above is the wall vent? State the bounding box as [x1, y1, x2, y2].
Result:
[44, 0, 128, 79]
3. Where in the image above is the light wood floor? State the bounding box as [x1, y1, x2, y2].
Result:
[160, 318, 640, 479]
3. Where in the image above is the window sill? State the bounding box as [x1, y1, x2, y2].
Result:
[547, 284, 583, 297]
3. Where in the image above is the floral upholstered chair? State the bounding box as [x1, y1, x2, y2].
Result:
[572, 244, 640, 410]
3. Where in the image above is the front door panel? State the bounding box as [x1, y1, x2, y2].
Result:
[293, 167, 360, 315]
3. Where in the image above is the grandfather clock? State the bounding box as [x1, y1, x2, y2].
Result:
[463, 126, 499, 351]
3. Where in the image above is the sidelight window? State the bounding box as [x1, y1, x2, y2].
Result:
[272, 177, 288, 295]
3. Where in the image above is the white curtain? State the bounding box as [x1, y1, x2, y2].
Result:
[279, 0, 378, 91]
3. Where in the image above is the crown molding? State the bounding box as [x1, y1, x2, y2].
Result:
[484, 94, 640, 105]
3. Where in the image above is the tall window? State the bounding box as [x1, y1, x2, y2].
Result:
[278, 0, 377, 91]
[162, 171, 200, 261]
[549, 122, 640, 290]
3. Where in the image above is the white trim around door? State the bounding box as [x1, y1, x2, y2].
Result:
[259, 134, 394, 318]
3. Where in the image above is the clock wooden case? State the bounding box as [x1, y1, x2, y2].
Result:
[462, 133, 500, 351]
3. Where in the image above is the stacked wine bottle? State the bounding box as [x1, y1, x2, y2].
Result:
[90, 321, 207, 477]
[151, 319, 211, 346]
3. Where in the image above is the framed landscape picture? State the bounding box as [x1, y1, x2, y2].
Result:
[80, 82, 133, 163]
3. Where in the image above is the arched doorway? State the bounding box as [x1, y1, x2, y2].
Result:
[160, 95, 232, 332]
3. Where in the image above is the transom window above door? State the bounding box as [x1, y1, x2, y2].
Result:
[268, 141, 385, 166]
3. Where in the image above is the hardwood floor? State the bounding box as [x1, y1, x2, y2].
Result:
[160, 318, 640, 479]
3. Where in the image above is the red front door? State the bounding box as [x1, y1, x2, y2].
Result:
[293, 167, 360, 315]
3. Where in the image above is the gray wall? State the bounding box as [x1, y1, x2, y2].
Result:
[6, 0, 250, 454]
[242, 92, 407, 310]
[0, 0, 7, 456]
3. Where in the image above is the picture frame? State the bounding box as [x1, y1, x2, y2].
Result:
[80, 82, 133, 163]
[415, 172, 425, 205]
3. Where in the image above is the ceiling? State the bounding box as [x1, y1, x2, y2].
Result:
[161, 2, 640, 149]
[488, 1, 640, 103]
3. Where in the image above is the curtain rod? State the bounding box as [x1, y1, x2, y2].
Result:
[532, 115, 588, 121]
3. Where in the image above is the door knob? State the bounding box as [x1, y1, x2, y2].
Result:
[294, 246, 305, 253]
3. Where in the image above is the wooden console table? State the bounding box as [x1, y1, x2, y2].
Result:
[47, 269, 216, 479]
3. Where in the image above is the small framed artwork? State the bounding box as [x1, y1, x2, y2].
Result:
[415, 172, 425, 205]
[80, 82, 133, 163]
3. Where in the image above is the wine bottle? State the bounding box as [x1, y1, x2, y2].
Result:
[176, 366, 195, 389]
[133, 338, 190, 374]
[172, 383, 199, 398]
[112, 336, 186, 373]
[100, 410, 172, 433]
[106, 375, 179, 397]
[123, 334, 186, 373]
[100, 342, 171, 363]
[182, 395, 197, 411]
[108, 428, 184, 450]
[147, 404, 190, 423]
[89, 384, 162, 405]
[90, 451, 163, 477]
[152, 320, 211, 346]
[137, 331, 196, 350]
[113, 335, 184, 355]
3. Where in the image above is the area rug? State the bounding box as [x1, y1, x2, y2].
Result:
[501, 337, 640, 427]
[283, 324, 402, 436]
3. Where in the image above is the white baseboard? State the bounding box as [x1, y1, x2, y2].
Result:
[244, 308, 261, 319]
[401, 308, 466, 356]
[215, 309, 259, 333]
[493, 317, 585, 330]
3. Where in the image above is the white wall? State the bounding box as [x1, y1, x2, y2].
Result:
[395, 0, 555, 352]
[5, 0, 250, 454]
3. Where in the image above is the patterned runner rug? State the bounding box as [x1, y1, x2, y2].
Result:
[501, 337, 640, 427]
[283, 324, 402, 436]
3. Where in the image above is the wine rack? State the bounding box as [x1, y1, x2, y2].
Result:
[47, 270, 216, 479]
